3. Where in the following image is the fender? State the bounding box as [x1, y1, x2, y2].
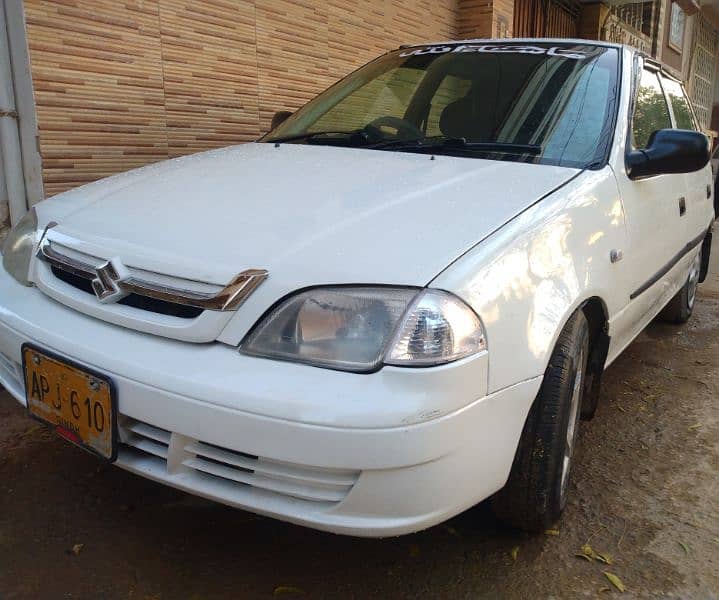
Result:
[431, 167, 627, 395]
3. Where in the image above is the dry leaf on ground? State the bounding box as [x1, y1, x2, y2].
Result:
[273, 586, 306, 596]
[604, 572, 626, 593]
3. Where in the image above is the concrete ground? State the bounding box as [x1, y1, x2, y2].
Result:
[1, 241, 718, 599]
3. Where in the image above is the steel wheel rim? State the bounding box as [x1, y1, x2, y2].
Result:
[560, 348, 584, 506]
[687, 250, 701, 310]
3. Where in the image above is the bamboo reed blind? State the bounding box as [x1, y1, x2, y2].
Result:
[24, 0, 460, 196]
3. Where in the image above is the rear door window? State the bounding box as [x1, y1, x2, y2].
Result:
[661, 77, 697, 130]
[632, 68, 672, 149]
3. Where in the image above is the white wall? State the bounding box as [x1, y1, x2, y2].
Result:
[0, 0, 44, 241]
[0, 147, 7, 242]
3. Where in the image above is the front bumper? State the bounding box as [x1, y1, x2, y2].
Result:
[0, 268, 540, 536]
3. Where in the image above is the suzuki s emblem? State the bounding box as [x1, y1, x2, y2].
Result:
[91, 258, 130, 304]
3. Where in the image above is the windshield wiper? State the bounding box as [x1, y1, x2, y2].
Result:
[371, 136, 542, 156]
[266, 130, 369, 145]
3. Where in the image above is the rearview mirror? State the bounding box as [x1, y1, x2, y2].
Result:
[271, 110, 293, 130]
[627, 129, 710, 179]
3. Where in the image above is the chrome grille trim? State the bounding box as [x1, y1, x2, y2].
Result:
[37, 234, 268, 312]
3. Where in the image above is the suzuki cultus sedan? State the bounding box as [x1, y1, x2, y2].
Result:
[0, 39, 713, 536]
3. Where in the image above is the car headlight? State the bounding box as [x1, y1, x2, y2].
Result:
[241, 287, 486, 372]
[1, 208, 38, 286]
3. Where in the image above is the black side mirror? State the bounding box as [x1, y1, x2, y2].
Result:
[271, 110, 293, 130]
[627, 128, 710, 179]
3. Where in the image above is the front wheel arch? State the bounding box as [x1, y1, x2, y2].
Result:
[699, 230, 712, 283]
[579, 297, 610, 420]
[535, 297, 610, 421]
[491, 308, 590, 530]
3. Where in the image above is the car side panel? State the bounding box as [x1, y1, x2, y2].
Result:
[665, 76, 715, 244]
[431, 168, 629, 394]
[606, 59, 714, 361]
[605, 247, 699, 366]
[683, 163, 714, 244]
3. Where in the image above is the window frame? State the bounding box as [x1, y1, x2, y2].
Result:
[668, 1, 686, 53]
[626, 58, 674, 153]
[660, 73, 700, 131]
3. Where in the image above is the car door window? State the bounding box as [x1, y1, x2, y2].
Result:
[632, 68, 672, 149]
[661, 77, 697, 130]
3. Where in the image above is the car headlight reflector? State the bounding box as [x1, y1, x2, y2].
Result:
[1, 208, 38, 286]
[385, 289, 486, 366]
[241, 287, 486, 372]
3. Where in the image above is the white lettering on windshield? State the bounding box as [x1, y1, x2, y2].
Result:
[399, 45, 587, 60]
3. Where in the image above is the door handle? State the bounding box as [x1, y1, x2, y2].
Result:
[678, 197, 686, 216]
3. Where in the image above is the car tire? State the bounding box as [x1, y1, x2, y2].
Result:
[658, 248, 701, 324]
[491, 310, 589, 531]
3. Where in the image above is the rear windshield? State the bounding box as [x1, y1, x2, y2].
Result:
[264, 43, 620, 169]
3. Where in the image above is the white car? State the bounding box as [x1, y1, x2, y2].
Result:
[0, 39, 713, 537]
[712, 143, 719, 215]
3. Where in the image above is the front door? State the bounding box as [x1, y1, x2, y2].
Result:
[661, 74, 714, 246]
[613, 64, 690, 341]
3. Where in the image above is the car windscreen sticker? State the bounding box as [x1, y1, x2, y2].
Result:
[399, 45, 587, 60]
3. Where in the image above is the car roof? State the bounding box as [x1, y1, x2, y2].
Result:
[394, 38, 682, 80]
[397, 37, 628, 51]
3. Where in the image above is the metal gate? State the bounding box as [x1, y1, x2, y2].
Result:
[601, 2, 653, 55]
[513, 0, 581, 38]
[687, 14, 719, 131]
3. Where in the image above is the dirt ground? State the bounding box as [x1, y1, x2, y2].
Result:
[1, 246, 718, 600]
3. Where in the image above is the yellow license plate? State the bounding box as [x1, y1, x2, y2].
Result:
[22, 344, 117, 461]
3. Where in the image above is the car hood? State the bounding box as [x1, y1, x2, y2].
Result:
[43, 143, 579, 288]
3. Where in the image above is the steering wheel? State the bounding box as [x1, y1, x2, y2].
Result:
[365, 116, 423, 140]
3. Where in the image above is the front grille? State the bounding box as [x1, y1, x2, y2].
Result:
[123, 419, 171, 459]
[120, 418, 359, 505]
[52, 267, 203, 319]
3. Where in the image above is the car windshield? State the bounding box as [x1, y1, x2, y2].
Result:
[263, 43, 620, 169]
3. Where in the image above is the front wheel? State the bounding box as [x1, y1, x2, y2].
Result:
[491, 310, 588, 531]
[658, 248, 701, 324]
